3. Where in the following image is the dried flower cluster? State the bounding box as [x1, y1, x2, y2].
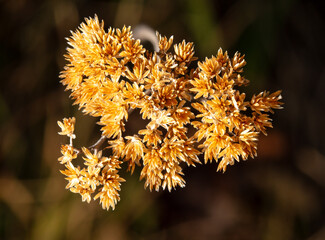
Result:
[58, 16, 283, 210]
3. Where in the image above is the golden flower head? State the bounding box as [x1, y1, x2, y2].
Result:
[57, 15, 283, 211]
[57, 117, 76, 139]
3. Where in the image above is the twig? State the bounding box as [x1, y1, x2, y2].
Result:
[89, 135, 107, 152]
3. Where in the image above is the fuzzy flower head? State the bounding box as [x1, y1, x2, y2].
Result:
[57, 15, 283, 211]
[57, 117, 76, 139]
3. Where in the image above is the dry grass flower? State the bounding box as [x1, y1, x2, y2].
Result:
[58, 15, 283, 210]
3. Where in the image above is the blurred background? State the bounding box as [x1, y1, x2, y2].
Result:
[0, 0, 324, 239]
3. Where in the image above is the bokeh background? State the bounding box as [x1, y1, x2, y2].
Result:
[1, 0, 324, 239]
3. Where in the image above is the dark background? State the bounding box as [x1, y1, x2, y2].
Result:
[1, 0, 324, 239]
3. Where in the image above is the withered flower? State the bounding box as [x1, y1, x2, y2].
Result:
[58, 15, 283, 210]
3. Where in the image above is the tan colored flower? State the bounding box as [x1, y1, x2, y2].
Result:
[140, 148, 163, 191]
[157, 33, 174, 54]
[58, 144, 77, 164]
[94, 167, 125, 210]
[198, 56, 221, 78]
[123, 135, 145, 173]
[57, 117, 75, 138]
[174, 40, 196, 63]
[138, 128, 162, 147]
[57, 16, 283, 211]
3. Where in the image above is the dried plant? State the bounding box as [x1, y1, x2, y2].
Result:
[58, 15, 283, 210]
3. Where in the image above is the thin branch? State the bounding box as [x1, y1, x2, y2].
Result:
[89, 135, 107, 152]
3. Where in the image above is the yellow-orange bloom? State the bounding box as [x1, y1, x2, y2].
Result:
[57, 15, 283, 211]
